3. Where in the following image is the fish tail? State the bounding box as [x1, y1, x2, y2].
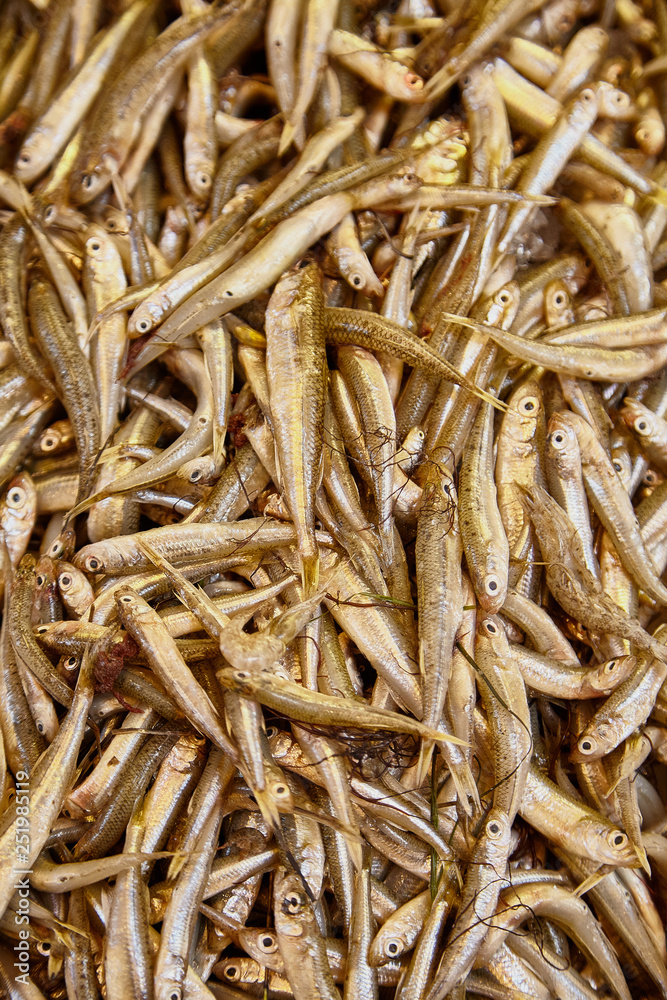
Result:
[279, 116, 304, 156]
[648, 181, 667, 208]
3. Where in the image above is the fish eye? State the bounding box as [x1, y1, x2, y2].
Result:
[554, 292, 565, 305]
[18, 152, 30, 164]
[577, 736, 597, 755]
[36, 721, 45, 733]
[65, 656, 78, 670]
[199, 174, 211, 188]
[385, 939, 402, 957]
[41, 434, 58, 450]
[482, 619, 498, 635]
[36, 942, 51, 955]
[519, 396, 539, 414]
[82, 174, 94, 190]
[189, 468, 203, 482]
[272, 783, 289, 798]
[609, 830, 628, 849]
[550, 431, 566, 449]
[36, 575, 46, 587]
[644, 470, 660, 485]
[89, 241, 101, 252]
[168, 990, 182, 1000]
[604, 660, 617, 672]
[283, 891, 304, 914]
[486, 818, 504, 838]
[613, 460, 623, 472]
[59, 574, 72, 589]
[6, 487, 26, 508]
[351, 274, 363, 287]
[635, 419, 651, 435]
[136, 318, 151, 333]
[484, 574, 501, 596]
[119, 594, 133, 604]
[36, 626, 48, 634]
[498, 291, 511, 304]
[259, 934, 278, 953]
[224, 966, 240, 981]
[265, 726, 278, 739]
[86, 557, 102, 572]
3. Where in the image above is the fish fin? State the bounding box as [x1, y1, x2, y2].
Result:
[301, 552, 320, 597]
[573, 870, 606, 897]
[279, 119, 299, 156]
[635, 842, 652, 876]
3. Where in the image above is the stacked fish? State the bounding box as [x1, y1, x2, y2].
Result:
[2, 0, 667, 997]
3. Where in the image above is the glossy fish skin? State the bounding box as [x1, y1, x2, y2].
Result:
[416, 454, 462, 732]
[131, 173, 419, 360]
[525, 485, 667, 664]
[0, 651, 95, 916]
[424, 810, 513, 1000]
[155, 801, 224, 1000]
[560, 409, 667, 606]
[6, 6, 667, 999]
[495, 371, 546, 567]
[497, 86, 599, 254]
[115, 586, 238, 761]
[337, 344, 397, 579]
[458, 396, 510, 614]
[572, 644, 667, 762]
[15, 0, 160, 185]
[216, 664, 440, 742]
[70, 0, 247, 203]
[513, 645, 635, 699]
[28, 272, 100, 504]
[8, 553, 74, 707]
[474, 615, 532, 823]
[519, 763, 638, 867]
[0, 583, 46, 775]
[0, 216, 52, 390]
[343, 852, 378, 1000]
[273, 866, 342, 1000]
[266, 262, 327, 595]
[369, 889, 430, 966]
[622, 396, 667, 473]
[546, 410, 599, 581]
[83, 228, 128, 447]
[0, 472, 36, 570]
[280, 0, 341, 152]
[323, 557, 423, 718]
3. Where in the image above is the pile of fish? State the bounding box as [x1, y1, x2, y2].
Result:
[5, 0, 667, 997]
